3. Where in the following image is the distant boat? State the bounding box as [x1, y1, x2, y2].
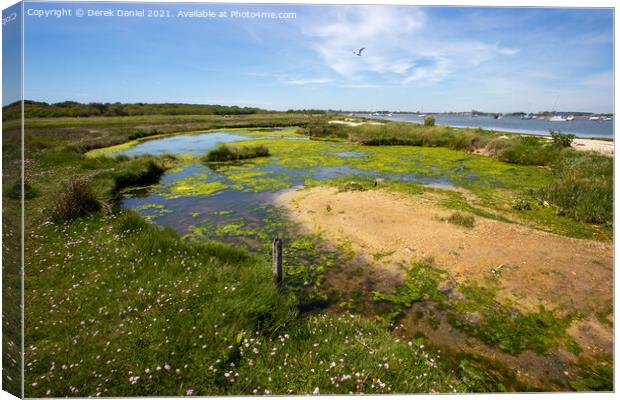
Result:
[603, 116, 612, 121]
[494, 114, 503, 120]
[565, 115, 575, 121]
[549, 115, 567, 122]
[589, 116, 601, 121]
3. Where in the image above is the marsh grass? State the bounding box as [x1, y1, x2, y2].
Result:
[537, 151, 613, 224]
[204, 144, 270, 162]
[50, 177, 104, 223]
[302, 122, 496, 151]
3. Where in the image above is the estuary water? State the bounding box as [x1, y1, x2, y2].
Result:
[358, 114, 614, 139]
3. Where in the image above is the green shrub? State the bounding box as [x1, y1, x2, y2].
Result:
[550, 130, 575, 148]
[424, 115, 436, 126]
[204, 144, 270, 162]
[489, 136, 564, 166]
[51, 177, 103, 223]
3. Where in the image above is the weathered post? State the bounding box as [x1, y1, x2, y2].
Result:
[272, 237, 283, 287]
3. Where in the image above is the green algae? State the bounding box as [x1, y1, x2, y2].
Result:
[132, 203, 172, 222]
[161, 177, 228, 199]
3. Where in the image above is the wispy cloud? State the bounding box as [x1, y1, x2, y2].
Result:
[302, 7, 519, 85]
[279, 77, 332, 85]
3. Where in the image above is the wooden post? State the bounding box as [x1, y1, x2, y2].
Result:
[272, 237, 283, 287]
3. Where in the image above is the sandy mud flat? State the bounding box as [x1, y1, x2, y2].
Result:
[275, 186, 613, 387]
[571, 138, 614, 155]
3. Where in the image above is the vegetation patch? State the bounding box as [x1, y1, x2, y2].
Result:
[569, 358, 613, 391]
[536, 151, 612, 225]
[445, 212, 475, 228]
[446, 284, 574, 355]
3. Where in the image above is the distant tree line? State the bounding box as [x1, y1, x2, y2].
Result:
[2, 100, 273, 121]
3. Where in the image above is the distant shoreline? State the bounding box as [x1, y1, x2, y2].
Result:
[354, 113, 614, 140]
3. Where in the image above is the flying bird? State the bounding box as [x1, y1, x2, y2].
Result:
[353, 47, 365, 56]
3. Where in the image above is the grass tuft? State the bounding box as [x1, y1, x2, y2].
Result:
[50, 177, 103, 223]
[446, 212, 475, 228]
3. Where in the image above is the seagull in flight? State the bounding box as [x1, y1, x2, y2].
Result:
[353, 47, 365, 56]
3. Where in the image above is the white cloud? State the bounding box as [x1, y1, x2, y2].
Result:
[302, 6, 519, 85]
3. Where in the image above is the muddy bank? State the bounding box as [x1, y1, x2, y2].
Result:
[276, 186, 612, 314]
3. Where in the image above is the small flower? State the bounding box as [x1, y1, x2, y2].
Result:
[186, 389, 194, 396]
[312, 387, 320, 395]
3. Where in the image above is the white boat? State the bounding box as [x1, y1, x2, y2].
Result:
[589, 116, 600, 121]
[603, 116, 612, 121]
[549, 115, 566, 122]
[565, 115, 575, 121]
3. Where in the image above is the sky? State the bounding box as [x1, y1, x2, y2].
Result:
[16, 2, 614, 112]
[3, 2, 22, 106]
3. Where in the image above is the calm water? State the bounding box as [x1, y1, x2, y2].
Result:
[358, 114, 614, 139]
[117, 132, 250, 156]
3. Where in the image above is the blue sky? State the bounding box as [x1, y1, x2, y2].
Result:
[20, 2, 613, 112]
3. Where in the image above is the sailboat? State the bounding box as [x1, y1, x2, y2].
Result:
[548, 95, 566, 121]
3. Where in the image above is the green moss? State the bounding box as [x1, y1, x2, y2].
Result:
[372, 259, 447, 326]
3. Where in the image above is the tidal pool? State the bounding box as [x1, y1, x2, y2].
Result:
[104, 128, 551, 252]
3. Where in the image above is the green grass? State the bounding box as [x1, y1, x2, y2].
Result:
[22, 188, 501, 396]
[203, 144, 270, 162]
